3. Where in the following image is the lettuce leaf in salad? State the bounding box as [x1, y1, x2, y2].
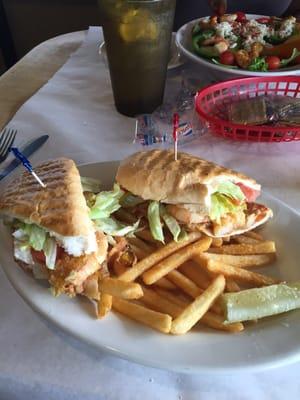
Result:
[81, 176, 101, 193]
[249, 57, 268, 72]
[89, 183, 124, 220]
[148, 201, 164, 243]
[94, 217, 140, 237]
[280, 48, 300, 67]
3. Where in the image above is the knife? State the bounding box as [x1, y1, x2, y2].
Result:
[0, 135, 49, 181]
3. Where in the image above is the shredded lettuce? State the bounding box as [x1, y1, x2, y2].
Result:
[13, 240, 34, 264]
[160, 205, 181, 242]
[94, 217, 139, 237]
[26, 225, 47, 251]
[89, 183, 124, 220]
[43, 237, 57, 269]
[210, 181, 246, 222]
[14, 224, 47, 251]
[148, 201, 164, 243]
[120, 192, 145, 208]
[81, 176, 101, 193]
[12, 223, 58, 269]
[215, 181, 245, 201]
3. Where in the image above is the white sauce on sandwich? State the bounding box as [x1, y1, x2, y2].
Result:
[50, 230, 97, 257]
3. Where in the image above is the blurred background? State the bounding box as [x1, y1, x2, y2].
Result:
[1, 0, 299, 74]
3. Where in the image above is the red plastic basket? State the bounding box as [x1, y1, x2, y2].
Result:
[195, 76, 300, 142]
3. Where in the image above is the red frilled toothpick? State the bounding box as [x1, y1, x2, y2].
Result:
[173, 113, 179, 161]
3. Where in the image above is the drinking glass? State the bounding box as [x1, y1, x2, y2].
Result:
[98, 0, 176, 117]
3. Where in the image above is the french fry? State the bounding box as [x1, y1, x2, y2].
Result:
[112, 297, 172, 333]
[99, 277, 143, 299]
[200, 252, 276, 269]
[130, 244, 147, 261]
[205, 259, 280, 287]
[97, 293, 112, 319]
[136, 229, 160, 244]
[154, 288, 190, 308]
[207, 241, 276, 255]
[179, 261, 211, 289]
[212, 237, 223, 247]
[167, 270, 222, 314]
[142, 288, 244, 333]
[200, 311, 244, 333]
[167, 270, 202, 298]
[153, 277, 177, 290]
[119, 231, 202, 282]
[232, 235, 260, 245]
[113, 261, 129, 277]
[142, 237, 212, 285]
[225, 279, 241, 292]
[141, 287, 182, 317]
[127, 237, 154, 254]
[170, 275, 226, 335]
[244, 231, 264, 241]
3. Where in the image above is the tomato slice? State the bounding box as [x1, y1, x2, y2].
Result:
[31, 245, 64, 265]
[31, 249, 46, 264]
[236, 183, 260, 202]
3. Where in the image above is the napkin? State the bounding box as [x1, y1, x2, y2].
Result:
[1, 27, 300, 400]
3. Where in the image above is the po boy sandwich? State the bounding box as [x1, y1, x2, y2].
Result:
[0, 158, 107, 297]
[115, 150, 273, 240]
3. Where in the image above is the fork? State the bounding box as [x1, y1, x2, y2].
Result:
[0, 128, 17, 163]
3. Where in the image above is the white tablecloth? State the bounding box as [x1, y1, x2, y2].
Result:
[1, 27, 300, 400]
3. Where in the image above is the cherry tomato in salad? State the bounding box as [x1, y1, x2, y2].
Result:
[220, 50, 235, 65]
[266, 56, 281, 70]
[236, 11, 247, 23]
[256, 17, 271, 24]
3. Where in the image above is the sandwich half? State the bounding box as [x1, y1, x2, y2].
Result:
[0, 158, 107, 296]
[116, 150, 272, 239]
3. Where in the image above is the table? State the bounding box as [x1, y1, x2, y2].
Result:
[1, 28, 300, 400]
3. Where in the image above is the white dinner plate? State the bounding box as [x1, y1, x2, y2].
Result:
[176, 15, 300, 78]
[1, 161, 300, 373]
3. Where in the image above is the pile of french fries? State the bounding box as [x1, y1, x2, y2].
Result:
[96, 210, 278, 335]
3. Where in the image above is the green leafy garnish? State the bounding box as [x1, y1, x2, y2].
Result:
[248, 57, 268, 72]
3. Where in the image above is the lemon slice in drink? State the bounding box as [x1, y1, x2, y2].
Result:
[222, 281, 300, 323]
[119, 9, 158, 42]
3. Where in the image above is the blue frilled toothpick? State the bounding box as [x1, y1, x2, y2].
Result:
[10, 147, 46, 188]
